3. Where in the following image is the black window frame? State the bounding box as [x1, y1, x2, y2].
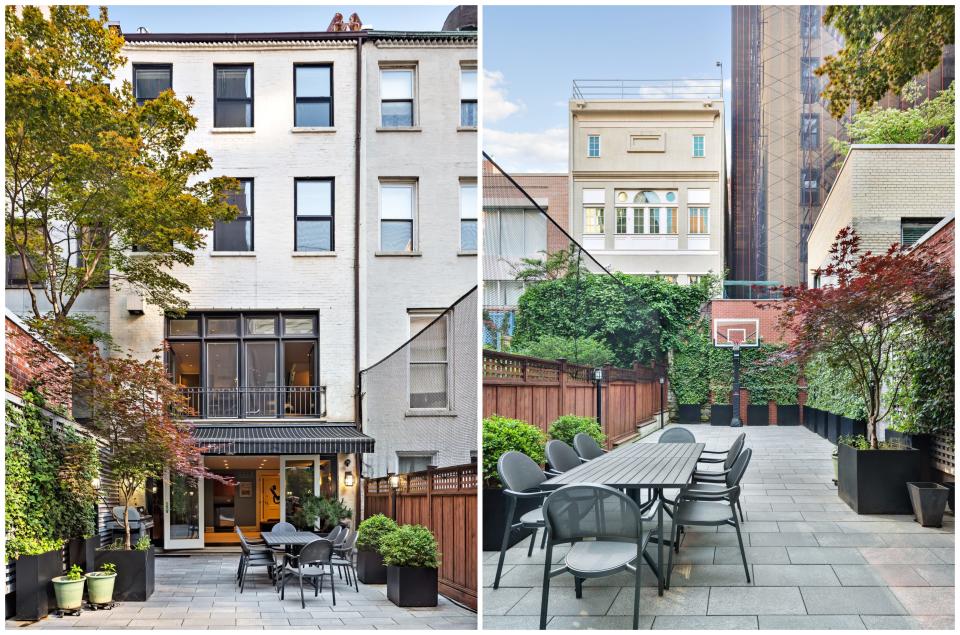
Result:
[133, 63, 172, 106]
[380, 67, 415, 128]
[901, 218, 943, 247]
[293, 63, 334, 128]
[294, 177, 335, 252]
[800, 167, 820, 206]
[213, 63, 254, 128]
[800, 113, 820, 149]
[214, 178, 254, 252]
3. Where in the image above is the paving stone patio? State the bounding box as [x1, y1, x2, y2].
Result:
[7, 554, 476, 630]
[482, 424, 955, 630]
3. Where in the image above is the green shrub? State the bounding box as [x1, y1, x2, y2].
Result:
[65, 564, 83, 581]
[99, 562, 117, 575]
[514, 334, 615, 367]
[482, 415, 546, 487]
[135, 535, 151, 551]
[379, 524, 439, 569]
[356, 514, 399, 552]
[547, 415, 604, 448]
[670, 322, 710, 404]
[805, 353, 868, 419]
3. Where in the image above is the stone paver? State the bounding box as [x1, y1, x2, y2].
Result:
[482, 424, 954, 629]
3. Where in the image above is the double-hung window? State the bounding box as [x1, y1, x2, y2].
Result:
[692, 134, 705, 157]
[214, 65, 253, 128]
[689, 207, 710, 234]
[588, 135, 601, 157]
[215, 179, 253, 251]
[584, 207, 604, 234]
[459, 181, 478, 251]
[460, 67, 477, 127]
[295, 178, 334, 251]
[380, 181, 416, 251]
[294, 64, 333, 127]
[381, 68, 415, 127]
[133, 64, 172, 105]
[801, 113, 820, 149]
[409, 313, 448, 409]
[801, 57, 820, 103]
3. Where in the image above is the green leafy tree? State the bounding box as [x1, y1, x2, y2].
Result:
[514, 334, 615, 367]
[513, 247, 582, 282]
[5, 5, 238, 321]
[818, 5, 955, 117]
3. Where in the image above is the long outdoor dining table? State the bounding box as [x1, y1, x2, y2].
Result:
[260, 531, 325, 547]
[543, 441, 704, 596]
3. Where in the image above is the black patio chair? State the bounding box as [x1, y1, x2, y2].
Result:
[572, 432, 606, 461]
[545, 439, 582, 475]
[236, 527, 277, 592]
[667, 448, 753, 587]
[492, 450, 550, 590]
[272, 521, 296, 533]
[691, 433, 748, 521]
[539, 484, 660, 630]
[697, 432, 746, 466]
[658, 427, 696, 443]
[280, 538, 337, 608]
[325, 524, 346, 545]
[331, 529, 359, 592]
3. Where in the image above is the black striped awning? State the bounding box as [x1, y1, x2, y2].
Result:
[194, 425, 374, 455]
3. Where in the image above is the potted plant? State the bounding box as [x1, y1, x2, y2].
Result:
[95, 535, 156, 602]
[547, 415, 605, 448]
[837, 435, 922, 514]
[355, 514, 398, 584]
[906, 482, 950, 527]
[52, 565, 85, 612]
[317, 497, 353, 532]
[85, 562, 118, 605]
[380, 524, 439, 607]
[481, 415, 546, 551]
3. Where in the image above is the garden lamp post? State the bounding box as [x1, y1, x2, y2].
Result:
[593, 367, 605, 428]
[659, 377, 665, 429]
[388, 472, 400, 519]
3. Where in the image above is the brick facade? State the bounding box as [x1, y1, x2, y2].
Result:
[4, 314, 73, 413]
[708, 299, 792, 344]
[912, 217, 954, 273]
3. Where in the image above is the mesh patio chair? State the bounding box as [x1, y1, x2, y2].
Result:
[280, 538, 337, 608]
[236, 526, 277, 592]
[667, 448, 753, 587]
[331, 530, 359, 592]
[697, 432, 745, 465]
[272, 521, 296, 533]
[492, 450, 550, 590]
[545, 440, 583, 475]
[691, 434, 747, 521]
[539, 484, 660, 630]
[573, 432, 606, 461]
[658, 427, 696, 443]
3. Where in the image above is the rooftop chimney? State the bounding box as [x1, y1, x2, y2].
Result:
[327, 12, 365, 32]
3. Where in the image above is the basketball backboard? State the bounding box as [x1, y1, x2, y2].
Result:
[713, 318, 760, 349]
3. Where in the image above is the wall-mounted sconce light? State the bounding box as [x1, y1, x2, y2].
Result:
[344, 471, 355, 487]
[388, 472, 400, 490]
[91, 477, 101, 490]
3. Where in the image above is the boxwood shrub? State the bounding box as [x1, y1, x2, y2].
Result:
[547, 415, 604, 447]
[482, 415, 546, 488]
[356, 514, 399, 553]
[379, 524, 439, 569]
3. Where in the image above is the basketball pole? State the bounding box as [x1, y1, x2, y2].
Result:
[730, 341, 743, 427]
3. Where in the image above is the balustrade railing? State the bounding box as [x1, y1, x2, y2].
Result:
[178, 386, 326, 419]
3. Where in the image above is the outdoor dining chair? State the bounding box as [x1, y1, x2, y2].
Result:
[691, 433, 748, 521]
[658, 427, 696, 443]
[545, 439, 583, 475]
[666, 448, 753, 587]
[572, 432, 606, 461]
[539, 483, 659, 630]
[697, 432, 746, 466]
[331, 530, 360, 592]
[279, 538, 338, 608]
[492, 450, 551, 590]
[272, 521, 296, 533]
[236, 526, 277, 593]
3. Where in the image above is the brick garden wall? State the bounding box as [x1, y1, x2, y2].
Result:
[4, 315, 72, 413]
[709, 299, 792, 344]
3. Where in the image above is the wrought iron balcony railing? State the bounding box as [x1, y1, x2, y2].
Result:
[178, 386, 326, 419]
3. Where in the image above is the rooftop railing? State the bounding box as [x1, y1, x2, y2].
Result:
[572, 79, 723, 100]
[178, 385, 326, 419]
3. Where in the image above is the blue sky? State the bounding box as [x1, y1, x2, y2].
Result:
[103, 5, 455, 34]
[484, 5, 732, 173]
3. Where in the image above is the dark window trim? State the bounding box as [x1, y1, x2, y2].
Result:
[293, 63, 334, 127]
[132, 63, 172, 105]
[294, 177, 335, 252]
[213, 63, 254, 128]
[214, 178, 254, 252]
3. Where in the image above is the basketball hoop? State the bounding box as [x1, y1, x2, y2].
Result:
[713, 319, 760, 427]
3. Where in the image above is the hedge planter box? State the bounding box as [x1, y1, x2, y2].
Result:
[886, 430, 935, 481]
[747, 405, 768, 426]
[52, 576, 85, 611]
[482, 488, 537, 551]
[677, 405, 702, 424]
[826, 413, 840, 444]
[839, 417, 867, 441]
[15, 549, 62, 620]
[710, 405, 733, 426]
[386, 566, 438, 607]
[838, 443, 922, 514]
[67, 537, 99, 573]
[94, 547, 154, 601]
[907, 482, 950, 528]
[356, 549, 388, 585]
[777, 405, 800, 426]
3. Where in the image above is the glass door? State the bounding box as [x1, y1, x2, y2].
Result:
[163, 468, 204, 549]
[206, 341, 239, 417]
[280, 456, 318, 530]
[244, 341, 278, 417]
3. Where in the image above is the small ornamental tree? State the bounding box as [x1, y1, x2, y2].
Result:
[778, 227, 952, 448]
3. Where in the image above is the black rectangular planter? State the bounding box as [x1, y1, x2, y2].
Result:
[777, 405, 800, 426]
[67, 537, 99, 573]
[356, 549, 387, 585]
[907, 482, 950, 527]
[386, 566, 438, 607]
[839, 417, 867, 441]
[94, 547, 155, 601]
[885, 430, 934, 481]
[677, 404, 702, 424]
[482, 488, 537, 551]
[747, 404, 768, 426]
[826, 413, 840, 444]
[838, 443, 922, 514]
[15, 549, 62, 620]
[815, 410, 828, 438]
[710, 405, 733, 426]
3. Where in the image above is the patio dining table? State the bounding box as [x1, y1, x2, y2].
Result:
[260, 531, 324, 547]
[543, 441, 704, 596]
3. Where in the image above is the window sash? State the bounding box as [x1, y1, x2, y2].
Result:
[460, 68, 478, 128]
[214, 65, 253, 127]
[134, 64, 172, 104]
[588, 135, 600, 157]
[584, 207, 604, 234]
[689, 207, 710, 234]
[460, 183, 478, 251]
[692, 135, 705, 157]
[409, 315, 449, 409]
[215, 179, 254, 251]
[381, 69, 413, 99]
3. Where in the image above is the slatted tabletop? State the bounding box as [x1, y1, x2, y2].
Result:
[544, 442, 705, 489]
[260, 531, 326, 547]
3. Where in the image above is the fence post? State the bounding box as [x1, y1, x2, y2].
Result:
[557, 358, 567, 419]
[426, 464, 436, 528]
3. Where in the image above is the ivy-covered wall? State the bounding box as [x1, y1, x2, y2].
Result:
[803, 353, 868, 419]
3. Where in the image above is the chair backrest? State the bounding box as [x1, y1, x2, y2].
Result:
[235, 526, 255, 555]
[297, 539, 334, 567]
[497, 451, 547, 493]
[326, 524, 345, 544]
[543, 484, 644, 545]
[724, 433, 747, 470]
[573, 432, 605, 460]
[339, 529, 358, 554]
[658, 428, 696, 444]
[332, 527, 350, 547]
[272, 521, 296, 533]
[725, 447, 753, 490]
[545, 440, 582, 473]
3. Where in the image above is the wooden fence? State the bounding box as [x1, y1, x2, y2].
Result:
[362, 463, 477, 611]
[483, 350, 667, 447]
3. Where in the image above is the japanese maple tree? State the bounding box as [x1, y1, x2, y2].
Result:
[778, 227, 952, 449]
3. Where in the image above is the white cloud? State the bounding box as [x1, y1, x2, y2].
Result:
[484, 127, 568, 173]
[484, 69, 524, 123]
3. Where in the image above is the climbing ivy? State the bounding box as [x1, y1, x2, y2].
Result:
[804, 353, 868, 420]
[706, 341, 800, 405]
[669, 321, 711, 404]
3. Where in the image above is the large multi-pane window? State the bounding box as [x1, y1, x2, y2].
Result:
[588, 135, 601, 157]
[801, 113, 820, 149]
[800, 5, 821, 39]
[612, 190, 678, 235]
[459, 181, 478, 251]
[166, 312, 321, 418]
[801, 168, 820, 206]
[692, 135, 705, 157]
[460, 67, 477, 127]
[380, 181, 416, 251]
[689, 207, 710, 234]
[483, 280, 526, 307]
[295, 178, 334, 252]
[801, 57, 820, 103]
[215, 179, 253, 252]
[409, 313, 448, 409]
[133, 64, 172, 105]
[294, 64, 333, 127]
[214, 65, 253, 127]
[484, 208, 546, 259]
[380, 68, 415, 127]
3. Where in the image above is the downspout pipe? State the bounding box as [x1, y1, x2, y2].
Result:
[353, 32, 364, 520]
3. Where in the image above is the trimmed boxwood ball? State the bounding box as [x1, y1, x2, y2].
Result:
[548, 415, 605, 447]
[379, 525, 439, 569]
[356, 514, 398, 553]
[482, 415, 546, 487]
